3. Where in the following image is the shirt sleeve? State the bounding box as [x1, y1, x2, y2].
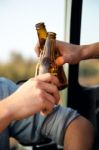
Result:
[9, 114, 48, 145]
[10, 106, 80, 146]
[41, 105, 80, 146]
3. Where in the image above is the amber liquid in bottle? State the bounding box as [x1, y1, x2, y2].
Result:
[35, 22, 67, 90]
[38, 32, 58, 75]
[35, 22, 47, 54]
[35, 22, 47, 76]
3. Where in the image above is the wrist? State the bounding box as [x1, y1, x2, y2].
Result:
[5, 93, 19, 121]
[79, 44, 90, 60]
[0, 98, 13, 132]
[80, 42, 99, 60]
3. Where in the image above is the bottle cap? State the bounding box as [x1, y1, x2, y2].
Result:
[35, 22, 45, 29]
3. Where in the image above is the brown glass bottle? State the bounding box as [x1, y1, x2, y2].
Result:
[36, 31, 67, 90]
[35, 22, 47, 76]
[35, 22, 47, 52]
[35, 22, 67, 90]
[38, 32, 58, 75]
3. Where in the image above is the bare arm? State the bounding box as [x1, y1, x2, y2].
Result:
[80, 42, 99, 60]
[55, 41, 99, 65]
[35, 40, 99, 65]
[0, 100, 12, 132]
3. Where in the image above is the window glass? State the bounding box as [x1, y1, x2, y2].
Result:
[79, 0, 99, 86]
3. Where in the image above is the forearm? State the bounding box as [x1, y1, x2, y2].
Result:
[80, 42, 99, 60]
[0, 98, 13, 132]
[0, 93, 20, 133]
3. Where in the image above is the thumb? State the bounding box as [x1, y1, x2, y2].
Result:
[55, 56, 65, 65]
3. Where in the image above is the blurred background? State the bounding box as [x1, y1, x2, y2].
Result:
[0, 0, 65, 149]
[0, 0, 99, 149]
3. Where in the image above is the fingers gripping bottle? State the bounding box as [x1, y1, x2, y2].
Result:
[35, 22, 67, 90]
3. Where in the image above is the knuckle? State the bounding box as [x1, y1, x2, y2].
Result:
[47, 73, 53, 80]
[29, 78, 34, 82]
[53, 86, 60, 101]
[38, 90, 45, 101]
[34, 80, 40, 88]
[37, 95, 45, 109]
[53, 85, 58, 93]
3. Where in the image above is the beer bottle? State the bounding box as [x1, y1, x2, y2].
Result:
[37, 31, 67, 90]
[35, 22, 47, 76]
[35, 22, 47, 52]
[38, 32, 57, 75]
[35, 22, 67, 90]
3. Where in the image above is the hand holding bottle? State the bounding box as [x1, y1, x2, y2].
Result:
[35, 22, 68, 90]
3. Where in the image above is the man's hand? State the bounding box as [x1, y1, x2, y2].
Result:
[6, 73, 60, 121]
[35, 40, 81, 65]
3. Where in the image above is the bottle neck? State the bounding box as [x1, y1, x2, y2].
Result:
[35, 22, 47, 50]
